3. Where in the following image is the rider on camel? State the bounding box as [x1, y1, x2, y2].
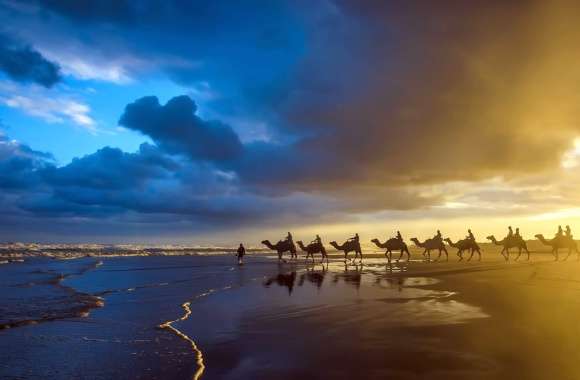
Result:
[515, 228, 521, 239]
[396, 231, 403, 241]
[466, 229, 475, 241]
[348, 233, 360, 244]
[507, 226, 513, 239]
[311, 234, 322, 247]
[566, 225, 573, 239]
[433, 230, 443, 242]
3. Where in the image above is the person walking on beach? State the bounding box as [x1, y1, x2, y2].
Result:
[237, 243, 246, 265]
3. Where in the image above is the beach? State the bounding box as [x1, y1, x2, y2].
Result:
[1, 245, 580, 379]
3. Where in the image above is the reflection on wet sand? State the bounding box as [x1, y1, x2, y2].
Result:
[261, 259, 486, 327]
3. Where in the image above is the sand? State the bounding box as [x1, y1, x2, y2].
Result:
[1, 245, 580, 379]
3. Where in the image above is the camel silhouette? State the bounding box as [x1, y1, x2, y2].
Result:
[261, 239, 297, 261]
[486, 235, 530, 261]
[329, 240, 362, 261]
[444, 238, 481, 261]
[410, 237, 448, 261]
[535, 234, 579, 261]
[297, 240, 328, 263]
[370, 238, 410, 262]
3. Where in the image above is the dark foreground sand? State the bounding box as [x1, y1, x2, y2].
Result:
[1, 246, 580, 379]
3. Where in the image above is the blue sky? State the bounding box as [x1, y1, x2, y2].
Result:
[2, 1, 580, 244]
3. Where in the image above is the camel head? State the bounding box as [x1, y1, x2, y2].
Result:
[485, 235, 495, 241]
[444, 238, 452, 244]
[370, 238, 380, 245]
[261, 240, 275, 249]
[410, 237, 421, 246]
[296, 240, 306, 250]
[534, 234, 544, 239]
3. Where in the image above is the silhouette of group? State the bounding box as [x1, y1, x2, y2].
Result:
[255, 225, 579, 264]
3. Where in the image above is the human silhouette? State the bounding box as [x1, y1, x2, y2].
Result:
[348, 233, 360, 243]
[286, 232, 293, 244]
[467, 229, 475, 241]
[396, 231, 403, 241]
[556, 225, 564, 238]
[236, 243, 246, 265]
[566, 225, 573, 239]
[311, 234, 322, 246]
[433, 230, 443, 243]
[507, 226, 513, 238]
[515, 228, 521, 238]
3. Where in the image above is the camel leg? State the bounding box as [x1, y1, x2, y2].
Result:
[525, 247, 530, 261]
[563, 248, 572, 261]
[554, 248, 559, 261]
[434, 249, 442, 262]
[457, 249, 463, 261]
[467, 249, 474, 261]
[405, 248, 410, 261]
[397, 249, 404, 262]
[443, 247, 448, 261]
[515, 248, 522, 261]
[501, 248, 508, 261]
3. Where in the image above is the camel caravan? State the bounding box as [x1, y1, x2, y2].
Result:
[261, 225, 579, 263]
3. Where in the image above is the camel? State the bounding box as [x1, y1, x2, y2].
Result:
[329, 240, 362, 261]
[444, 238, 481, 261]
[261, 239, 297, 261]
[410, 237, 448, 261]
[297, 241, 328, 263]
[535, 234, 579, 261]
[486, 235, 530, 261]
[370, 238, 410, 262]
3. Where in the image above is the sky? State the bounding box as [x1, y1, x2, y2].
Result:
[2, 0, 580, 244]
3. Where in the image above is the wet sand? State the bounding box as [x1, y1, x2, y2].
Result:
[1, 246, 580, 379]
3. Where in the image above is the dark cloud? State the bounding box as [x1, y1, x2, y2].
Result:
[0, 133, 53, 190]
[0, 32, 61, 87]
[119, 96, 243, 161]
[41, 143, 177, 190]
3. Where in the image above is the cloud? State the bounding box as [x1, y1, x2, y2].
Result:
[119, 95, 243, 161]
[0, 132, 53, 190]
[0, 31, 61, 87]
[0, 82, 97, 131]
[41, 143, 178, 190]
